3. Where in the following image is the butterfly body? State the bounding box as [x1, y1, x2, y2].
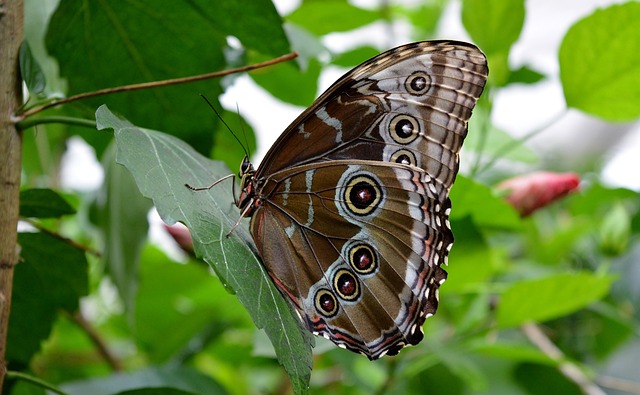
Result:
[235, 41, 488, 359]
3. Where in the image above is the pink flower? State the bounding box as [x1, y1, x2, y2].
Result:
[497, 172, 580, 216]
[164, 223, 194, 255]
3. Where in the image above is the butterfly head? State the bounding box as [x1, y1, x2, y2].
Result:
[239, 156, 254, 177]
[237, 156, 259, 216]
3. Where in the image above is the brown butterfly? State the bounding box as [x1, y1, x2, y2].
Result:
[195, 40, 488, 359]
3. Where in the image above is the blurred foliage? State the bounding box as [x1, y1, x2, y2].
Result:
[7, 0, 640, 394]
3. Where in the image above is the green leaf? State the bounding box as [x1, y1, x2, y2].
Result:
[60, 365, 224, 395]
[135, 246, 251, 362]
[568, 183, 637, 217]
[96, 105, 313, 395]
[286, 1, 381, 35]
[497, 272, 615, 328]
[207, 0, 290, 57]
[8, 232, 88, 364]
[560, 2, 640, 121]
[436, 346, 488, 392]
[507, 65, 545, 85]
[91, 143, 153, 318]
[462, 0, 524, 54]
[450, 176, 522, 230]
[445, 216, 496, 293]
[331, 46, 380, 68]
[46, 0, 226, 154]
[19, 41, 46, 94]
[401, 0, 447, 38]
[250, 56, 322, 107]
[19, 188, 76, 218]
[462, 0, 525, 85]
[513, 363, 582, 395]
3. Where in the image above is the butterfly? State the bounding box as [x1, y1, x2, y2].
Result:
[199, 40, 487, 359]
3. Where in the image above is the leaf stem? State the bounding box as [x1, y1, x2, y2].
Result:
[16, 52, 298, 120]
[6, 370, 69, 395]
[16, 115, 97, 131]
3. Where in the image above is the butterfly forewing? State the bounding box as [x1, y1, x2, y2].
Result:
[244, 40, 488, 359]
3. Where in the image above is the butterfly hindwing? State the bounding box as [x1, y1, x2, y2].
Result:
[251, 161, 453, 358]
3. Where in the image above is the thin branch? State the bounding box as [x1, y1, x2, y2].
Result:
[17, 52, 298, 120]
[68, 311, 123, 372]
[23, 219, 102, 258]
[597, 375, 640, 394]
[522, 323, 606, 395]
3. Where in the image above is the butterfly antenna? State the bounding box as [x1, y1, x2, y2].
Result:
[235, 102, 252, 158]
[200, 94, 250, 158]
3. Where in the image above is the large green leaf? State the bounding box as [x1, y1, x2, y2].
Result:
[45, 0, 287, 155]
[497, 272, 615, 328]
[8, 232, 88, 364]
[560, 2, 640, 121]
[96, 105, 313, 395]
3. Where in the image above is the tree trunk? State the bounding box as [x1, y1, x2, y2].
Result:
[0, 0, 24, 391]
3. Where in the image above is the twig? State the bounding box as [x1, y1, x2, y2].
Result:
[597, 375, 640, 394]
[17, 51, 298, 120]
[521, 323, 606, 395]
[68, 311, 123, 372]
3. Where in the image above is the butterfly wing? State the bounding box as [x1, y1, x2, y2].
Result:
[249, 40, 488, 358]
[251, 161, 450, 358]
[256, 40, 488, 195]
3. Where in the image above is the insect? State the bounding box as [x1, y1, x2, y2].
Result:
[193, 40, 488, 359]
